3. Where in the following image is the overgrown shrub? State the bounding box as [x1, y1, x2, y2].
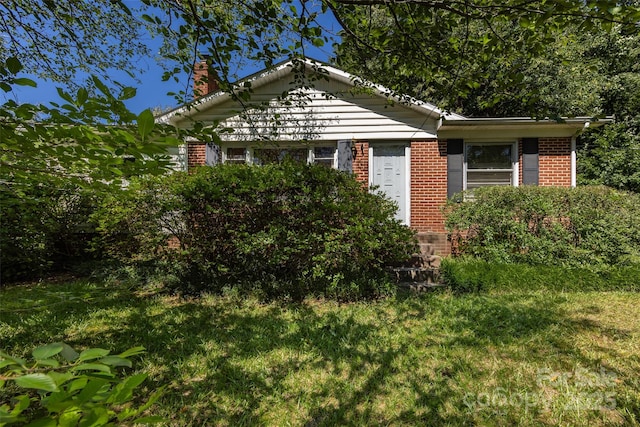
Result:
[0, 183, 98, 283]
[94, 163, 417, 300]
[444, 186, 640, 268]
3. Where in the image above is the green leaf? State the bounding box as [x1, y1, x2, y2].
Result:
[91, 75, 112, 98]
[137, 109, 155, 140]
[13, 394, 30, 413]
[121, 87, 137, 100]
[75, 379, 109, 405]
[98, 356, 132, 368]
[79, 406, 110, 427]
[0, 352, 27, 369]
[57, 409, 82, 427]
[48, 371, 75, 386]
[107, 373, 147, 404]
[36, 358, 60, 368]
[32, 343, 63, 360]
[120, 386, 165, 421]
[77, 88, 88, 106]
[56, 87, 75, 104]
[14, 373, 59, 392]
[70, 363, 112, 373]
[67, 377, 88, 393]
[78, 348, 110, 362]
[6, 57, 22, 74]
[60, 343, 79, 362]
[13, 78, 37, 88]
[117, 346, 145, 358]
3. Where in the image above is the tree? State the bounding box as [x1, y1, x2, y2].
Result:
[331, 0, 640, 115]
[0, 57, 183, 281]
[3, 1, 639, 109]
[0, 0, 151, 86]
[332, 2, 640, 192]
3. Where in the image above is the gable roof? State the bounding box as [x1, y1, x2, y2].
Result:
[156, 57, 466, 128]
[156, 57, 610, 141]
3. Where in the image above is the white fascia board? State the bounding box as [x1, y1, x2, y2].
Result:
[437, 116, 613, 139]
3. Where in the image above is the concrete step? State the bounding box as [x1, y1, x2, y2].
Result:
[397, 281, 446, 292]
[390, 266, 441, 284]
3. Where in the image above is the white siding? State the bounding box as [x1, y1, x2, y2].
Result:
[180, 77, 439, 142]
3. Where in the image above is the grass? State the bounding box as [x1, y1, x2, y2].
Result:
[1, 278, 639, 426]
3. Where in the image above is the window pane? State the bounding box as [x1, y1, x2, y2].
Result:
[467, 144, 512, 169]
[467, 171, 512, 189]
[313, 147, 335, 168]
[253, 148, 308, 165]
[226, 147, 246, 163]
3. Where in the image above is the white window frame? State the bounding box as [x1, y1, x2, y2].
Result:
[463, 140, 519, 190]
[223, 147, 249, 164]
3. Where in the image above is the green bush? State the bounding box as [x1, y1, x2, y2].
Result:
[94, 163, 417, 300]
[441, 257, 640, 294]
[444, 186, 640, 268]
[0, 343, 163, 426]
[0, 183, 98, 283]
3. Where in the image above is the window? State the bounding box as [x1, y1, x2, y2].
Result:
[253, 148, 308, 165]
[465, 143, 515, 190]
[312, 147, 336, 168]
[226, 147, 246, 164]
[222, 145, 337, 168]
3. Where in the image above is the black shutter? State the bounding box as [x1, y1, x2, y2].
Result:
[205, 143, 220, 166]
[337, 140, 353, 172]
[522, 138, 539, 185]
[447, 139, 464, 198]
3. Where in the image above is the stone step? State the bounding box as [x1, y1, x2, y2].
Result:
[390, 266, 441, 284]
[397, 281, 446, 292]
[406, 253, 441, 268]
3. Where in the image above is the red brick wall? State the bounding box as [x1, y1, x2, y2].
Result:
[187, 142, 206, 172]
[539, 137, 572, 187]
[352, 141, 369, 185]
[410, 140, 448, 233]
[517, 137, 572, 187]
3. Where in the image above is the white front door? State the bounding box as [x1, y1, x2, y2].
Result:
[371, 145, 409, 224]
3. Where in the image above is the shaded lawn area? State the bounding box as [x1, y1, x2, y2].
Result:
[1, 279, 639, 426]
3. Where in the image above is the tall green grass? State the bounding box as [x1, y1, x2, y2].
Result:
[441, 258, 640, 293]
[1, 278, 639, 426]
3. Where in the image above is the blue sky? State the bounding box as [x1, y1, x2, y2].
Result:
[3, 3, 341, 115]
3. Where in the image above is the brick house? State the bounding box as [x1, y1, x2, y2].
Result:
[156, 58, 608, 254]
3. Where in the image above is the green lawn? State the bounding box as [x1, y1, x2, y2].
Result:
[1, 279, 639, 426]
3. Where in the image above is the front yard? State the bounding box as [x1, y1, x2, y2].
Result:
[1, 279, 639, 426]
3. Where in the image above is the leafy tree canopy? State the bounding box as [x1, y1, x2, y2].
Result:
[1, 0, 639, 191]
[4, 1, 640, 107]
[0, 0, 150, 87]
[332, 0, 640, 116]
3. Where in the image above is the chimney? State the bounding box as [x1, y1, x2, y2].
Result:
[193, 57, 219, 98]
